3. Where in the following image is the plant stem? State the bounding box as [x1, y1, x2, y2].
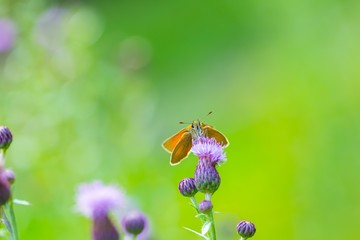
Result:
[207, 210, 216, 240]
[3, 196, 19, 240]
[1, 207, 13, 236]
[9, 199, 19, 240]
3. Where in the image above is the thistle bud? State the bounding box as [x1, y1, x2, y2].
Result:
[236, 220, 256, 239]
[178, 178, 198, 197]
[122, 211, 148, 237]
[198, 200, 213, 213]
[194, 158, 220, 194]
[0, 126, 13, 151]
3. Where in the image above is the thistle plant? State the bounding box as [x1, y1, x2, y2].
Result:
[75, 180, 149, 240]
[178, 137, 256, 239]
[0, 126, 23, 240]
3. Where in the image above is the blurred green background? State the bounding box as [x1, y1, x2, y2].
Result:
[1, 0, 360, 239]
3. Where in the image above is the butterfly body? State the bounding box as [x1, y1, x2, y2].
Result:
[162, 120, 228, 165]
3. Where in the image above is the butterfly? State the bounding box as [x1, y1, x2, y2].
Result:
[162, 119, 229, 165]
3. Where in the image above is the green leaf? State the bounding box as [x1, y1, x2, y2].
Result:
[13, 199, 31, 206]
[201, 221, 212, 235]
[183, 227, 209, 240]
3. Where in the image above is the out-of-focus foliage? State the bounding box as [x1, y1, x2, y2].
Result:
[1, 0, 360, 239]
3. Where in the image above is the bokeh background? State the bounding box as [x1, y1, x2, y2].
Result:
[1, 0, 360, 239]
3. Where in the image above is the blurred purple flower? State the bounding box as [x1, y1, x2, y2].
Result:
[122, 211, 148, 237]
[75, 180, 125, 218]
[75, 181, 125, 240]
[3, 168, 15, 184]
[0, 173, 10, 206]
[92, 214, 119, 240]
[191, 137, 226, 166]
[0, 19, 16, 53]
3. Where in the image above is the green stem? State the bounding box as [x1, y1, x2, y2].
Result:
[8, 197, 19, 240]
[204, 194, 217, 240]
[207, 210, 216, 240]
[1, 207, 13, 236]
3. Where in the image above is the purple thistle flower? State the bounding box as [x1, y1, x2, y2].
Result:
[0, 19, 16, 53]
[75, 181, 125, 218]
[178, 178, 198, 197]
[198, 200, 213, 213]
[0, 126, 13, 151]
[122, 211, 148, 237]
[192, 137, 226, 195]
[194, 157, 221, 195]
[191, 137, 226, 166]
[236, 220, 256, 239]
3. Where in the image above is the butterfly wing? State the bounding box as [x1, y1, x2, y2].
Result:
[162, 128, 189, 153]
[202, 123, 229, 147]
[170, 132, 192, 165]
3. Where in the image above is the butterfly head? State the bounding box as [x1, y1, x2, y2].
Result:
[190, 120, 203, 140]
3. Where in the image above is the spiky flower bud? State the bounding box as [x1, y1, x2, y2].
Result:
[178, 178, 198, 197]
[122, 211, 148, 237]
[198, 200, 213, 213]
[0, 126, 13, 151]
[236, 220, 256, 239]
[194, 158, 220, 194]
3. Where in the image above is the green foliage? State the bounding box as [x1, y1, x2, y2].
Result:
[1, 0, 360, 239]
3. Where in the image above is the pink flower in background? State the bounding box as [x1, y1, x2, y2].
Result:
[75, 181, 126, 240]
[0, 18, 17, 53]
[75, 180, 125, 218]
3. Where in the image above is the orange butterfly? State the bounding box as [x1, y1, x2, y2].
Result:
[162, 119, 229, 165]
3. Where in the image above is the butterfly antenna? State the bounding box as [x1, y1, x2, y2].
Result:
[200, 111, 213, 121]
[179, 121, 191, 124]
